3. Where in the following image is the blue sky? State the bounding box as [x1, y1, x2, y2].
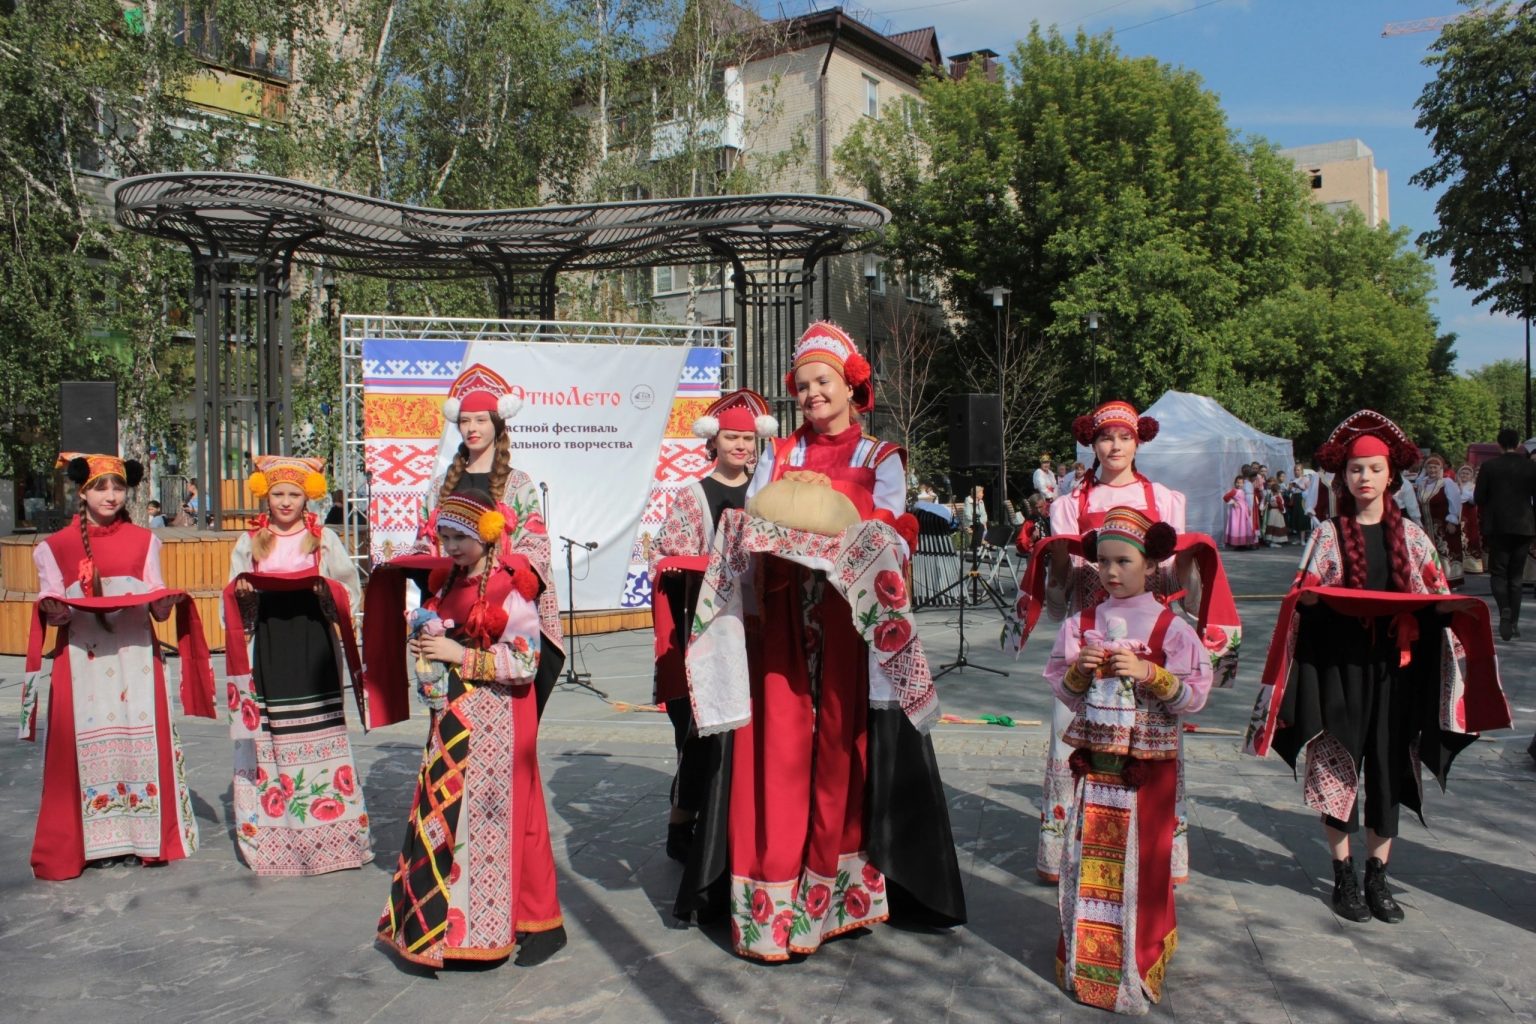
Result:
[761, 1, 1515, 372]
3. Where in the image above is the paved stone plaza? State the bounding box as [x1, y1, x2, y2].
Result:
[0, 547, 1531, 1023]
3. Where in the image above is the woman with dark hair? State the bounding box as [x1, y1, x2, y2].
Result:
[22, 452, 215, 880]
[1246, 410, 1509, 924]
[415, 365, 564, 709]
[648, 389, 776, 862]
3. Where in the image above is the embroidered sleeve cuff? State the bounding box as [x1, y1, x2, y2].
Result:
[460, 648, 497, 682]
[1063, 663, 1094, 694]
[1143, 665, 1184, 704]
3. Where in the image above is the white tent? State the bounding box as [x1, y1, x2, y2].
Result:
[1076, 391, 1295, 539]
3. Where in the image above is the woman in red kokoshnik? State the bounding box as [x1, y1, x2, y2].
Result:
[649, 389, 775, 863]
[679, 321, 966, 961]
[377, 490, 566, 968]
[416, 364, 565, 711]
[22, 452, 215, 880]
[224, 456, 370, 876]
[1245, 410, 1510, 924]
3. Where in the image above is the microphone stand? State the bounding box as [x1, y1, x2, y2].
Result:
[934, 485, 1010, 680]
[557, 532, 608, 700]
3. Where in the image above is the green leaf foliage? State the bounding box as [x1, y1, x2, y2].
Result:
[840, 24, 1478, 470]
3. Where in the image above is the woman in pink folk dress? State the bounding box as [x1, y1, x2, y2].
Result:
[225, 456, 369, 876]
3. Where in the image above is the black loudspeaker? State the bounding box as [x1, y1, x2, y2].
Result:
[60, 381, 118, 455]
[948, 393, 1003, 469]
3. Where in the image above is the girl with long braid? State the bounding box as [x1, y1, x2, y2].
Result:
[414, 365, 564, 711]
[1245, 410, 1510, 924]
[378, 489, 566, 968]
[23, 452, 215, 880]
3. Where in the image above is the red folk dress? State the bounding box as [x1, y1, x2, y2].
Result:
[28, 518, 200, 880]
[725, 423, 933, 960]
[377, 561, 561, 967]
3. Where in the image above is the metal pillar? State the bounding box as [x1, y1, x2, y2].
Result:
[189, 257, 295, 528]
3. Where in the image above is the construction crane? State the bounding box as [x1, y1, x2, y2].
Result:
[1382, 13, 1469, 37]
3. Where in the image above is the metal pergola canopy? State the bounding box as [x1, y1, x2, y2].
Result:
[109, 172, 888, 278]
[108, 172, 888, 528]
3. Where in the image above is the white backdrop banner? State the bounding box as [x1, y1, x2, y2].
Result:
[363, 336, 700, 610]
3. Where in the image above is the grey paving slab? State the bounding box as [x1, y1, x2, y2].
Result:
[0, 545, 1531, 1023]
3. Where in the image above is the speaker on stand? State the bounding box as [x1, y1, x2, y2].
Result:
[931, 394, 1010, 680]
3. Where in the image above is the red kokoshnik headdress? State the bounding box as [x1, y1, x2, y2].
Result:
[692, 388, 779, 439]
[783, 321, 874, 413]
[443, 363, 522, 423]
[1313, 409, 1418, 474]
[1072, 400, 1159, 447]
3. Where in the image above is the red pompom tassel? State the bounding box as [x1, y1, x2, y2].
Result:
[510, 567, 541, 602]
[1314, 442, 1346, 473]
[843, 351, 872, 388]
[1072, 415, 1097, 446]
[1137, 416, 1160, 443]
[464, 600, 510, 649]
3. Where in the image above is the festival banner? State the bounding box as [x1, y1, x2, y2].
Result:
[363, 336, 719, 610]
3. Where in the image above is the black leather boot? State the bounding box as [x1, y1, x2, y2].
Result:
[515, 924, 567, 966]
[1364, 857, 1404, 923]
[1331, 857, 1370, 922]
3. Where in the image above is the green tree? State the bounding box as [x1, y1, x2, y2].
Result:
[1468, 358, 1531, 433]
[840, 25, 1448, 459]
[1413, 1, 1536, 315]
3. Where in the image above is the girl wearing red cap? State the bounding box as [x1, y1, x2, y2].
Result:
[1028, 400, 1197, 884]
[1047, 506, 1211, 1014]
[224, 456, 370, 876]
[419, 364, 564, 712]
[650, 389, 775, 863]
[24, 452, 215, 880]
[679, 321, 965, 959]
[378, 489, 565, 968]
[1246, 410, 1509, 925]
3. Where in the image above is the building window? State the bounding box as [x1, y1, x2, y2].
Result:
[906, 271, 939, 304]
[653, 265, 678, 294]
[1308, 170, 1323, 189]
[864, 76, 879, 118]
[869, 262, 886, 295]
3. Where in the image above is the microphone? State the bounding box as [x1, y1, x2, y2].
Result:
[539, 481, 548, 494]
[584, 540, 599, 550]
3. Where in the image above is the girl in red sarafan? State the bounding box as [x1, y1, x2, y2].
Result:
[1046, 507, 1212, 1015]
[376, 489, 566, 969]
[22, 451, 215, 880]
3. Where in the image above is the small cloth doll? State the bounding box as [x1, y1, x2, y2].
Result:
[407, 607, 454, 709]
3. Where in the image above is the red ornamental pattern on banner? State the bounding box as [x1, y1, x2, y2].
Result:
[366, 442, 439, 488]
[655, 441, 712, 483]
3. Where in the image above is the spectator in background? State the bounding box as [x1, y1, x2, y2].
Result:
[1475, 427, 1536, 640]
[146, 500, 166, 528]
[184, 478, 200, 516]
[1033, 453, 1058, 502]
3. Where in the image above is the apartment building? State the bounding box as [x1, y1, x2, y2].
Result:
[637, 8, 951, 378]
[1277, 138, 1391, 227]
